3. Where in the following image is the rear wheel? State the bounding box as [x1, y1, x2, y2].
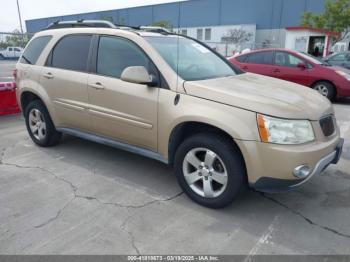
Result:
[0, 54, 4, 60]
[174, 133, 246, 209]
[312, 81, 336, 101]
[24, 100, 62, 147]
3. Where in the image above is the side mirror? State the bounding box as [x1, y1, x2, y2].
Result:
[121, 66, 157, 87]
[297, 63, 306, 70]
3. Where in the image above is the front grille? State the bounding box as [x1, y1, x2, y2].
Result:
[319, 115, 335, 137]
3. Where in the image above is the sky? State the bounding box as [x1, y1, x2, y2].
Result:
[0, 0, 186, 32]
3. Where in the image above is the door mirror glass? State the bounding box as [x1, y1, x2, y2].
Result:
[121, 66, 157, 86]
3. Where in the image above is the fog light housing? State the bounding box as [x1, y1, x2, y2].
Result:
[293, 165, 311, 179]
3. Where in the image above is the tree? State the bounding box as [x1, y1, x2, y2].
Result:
[301, 0, 350, 40]
[221, 29, 253, 45]
[100, 15, 113, 23]
[0, 29, 29, 48]
[151, 20, 172, 30]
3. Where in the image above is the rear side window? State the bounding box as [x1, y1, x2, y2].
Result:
[51, 35, 92, 72]
[96, 36, 151, 78]
[20, 36, 52, 64]
[245, 51, 273, 65]
[236, 55, 247, 63]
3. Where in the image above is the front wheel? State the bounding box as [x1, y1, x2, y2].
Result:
[312, 81, 336, 101]
[174, 133, 246, 209]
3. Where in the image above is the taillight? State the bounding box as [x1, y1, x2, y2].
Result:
[13, 69, 17, 88]
[13, 69, 17, 81]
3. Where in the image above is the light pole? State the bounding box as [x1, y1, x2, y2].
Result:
[16, 0, 25, 46]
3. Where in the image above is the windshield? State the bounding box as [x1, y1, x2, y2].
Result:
[297, 52, 324, 65]
[145, 36, 237, 81]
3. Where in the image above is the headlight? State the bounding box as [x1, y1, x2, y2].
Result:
[335, 70, 350, 81]
[257, 114, 315, 145]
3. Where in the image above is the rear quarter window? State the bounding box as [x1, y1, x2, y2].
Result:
[20, 35, 52, 65]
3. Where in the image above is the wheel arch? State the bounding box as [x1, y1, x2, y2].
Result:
[311, 80, 337, 95]
[167, 121, 246, 170]
[20, 91, 44, 111]
[19, 89, 57, 124]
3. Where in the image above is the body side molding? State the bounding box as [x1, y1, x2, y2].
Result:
[56, 127, 168, 164]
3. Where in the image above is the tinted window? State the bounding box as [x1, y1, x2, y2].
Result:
[9, 48, 13, 51]
[274, 52, 304, 67]
[15, 48, 21, 52]
[51, 35, 92, 72]
[236, 55, 247, 63]
[97, 36, 152, 78]
[246, 51, 273, 65]
[20, 36, 52, 64]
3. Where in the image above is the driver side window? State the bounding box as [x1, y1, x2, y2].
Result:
[97, 36, 154, 79]
[274, 52, 304, 67]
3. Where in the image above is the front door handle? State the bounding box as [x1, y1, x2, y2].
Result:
[43, 72, 54, 79]
[273, 69, 280, 73]
[89, 82, 105, 90]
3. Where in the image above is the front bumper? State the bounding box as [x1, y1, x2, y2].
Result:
[250, 138, 344, 193]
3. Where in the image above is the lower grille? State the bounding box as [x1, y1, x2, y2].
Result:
[319, 115, 335, 137]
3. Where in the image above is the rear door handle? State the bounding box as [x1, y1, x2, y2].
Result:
[43, 72, 54, 79]
[89, 82, 105, 90]
[273, 69, 280, 73]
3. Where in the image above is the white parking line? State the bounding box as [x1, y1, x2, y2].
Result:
[244, 216, 279, 261]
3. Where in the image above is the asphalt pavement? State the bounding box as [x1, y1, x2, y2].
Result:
[0, 101, 349, 255]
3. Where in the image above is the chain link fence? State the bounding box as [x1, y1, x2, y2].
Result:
[0, 32, 34, 60]
[206, 41, 281, 57]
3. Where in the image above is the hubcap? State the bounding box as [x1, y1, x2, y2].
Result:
[29, 109, 46, 141]
[314, 84, 329, 97]
[182, 148, 228, 198]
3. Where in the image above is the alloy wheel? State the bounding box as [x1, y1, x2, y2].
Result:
[182, 147, 228, 198]
[314, 84, 329, 97]
[29, 108, 47, 141]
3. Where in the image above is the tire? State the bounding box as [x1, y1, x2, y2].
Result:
[24, 100, 62, 147]
[0, 54, 4, 60]
[174, 133, 246, 209]
[312, 81, 336, 101]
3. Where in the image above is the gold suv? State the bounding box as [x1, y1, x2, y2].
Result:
[16, 21, 344, 208]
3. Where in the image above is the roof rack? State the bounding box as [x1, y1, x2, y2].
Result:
[44, 20, 171, 34]
[46, 20, 117, 30]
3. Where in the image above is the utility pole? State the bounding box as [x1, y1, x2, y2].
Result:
[16, 0, 25, 46]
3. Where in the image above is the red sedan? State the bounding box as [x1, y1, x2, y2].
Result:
[229, 48, 350, 100]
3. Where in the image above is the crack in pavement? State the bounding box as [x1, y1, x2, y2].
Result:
[34, 198, 75, 229]
[1, 158, 183, 222]
[0, 142, 184, 253]
[120, 214, 141, 255]
[0, 147, 6, 165]
[261, 193, 350, 239]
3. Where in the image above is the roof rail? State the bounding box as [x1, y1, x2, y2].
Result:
[139, 26, 170, 34]
[45, 20, 117, 30]
[44, 20, 172, 34]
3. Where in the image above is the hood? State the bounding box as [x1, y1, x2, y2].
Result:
[184, 73, 333, 121]
[324, 64, 350, 74]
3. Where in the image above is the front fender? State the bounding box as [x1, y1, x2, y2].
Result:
[157, 90, 260, 159]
